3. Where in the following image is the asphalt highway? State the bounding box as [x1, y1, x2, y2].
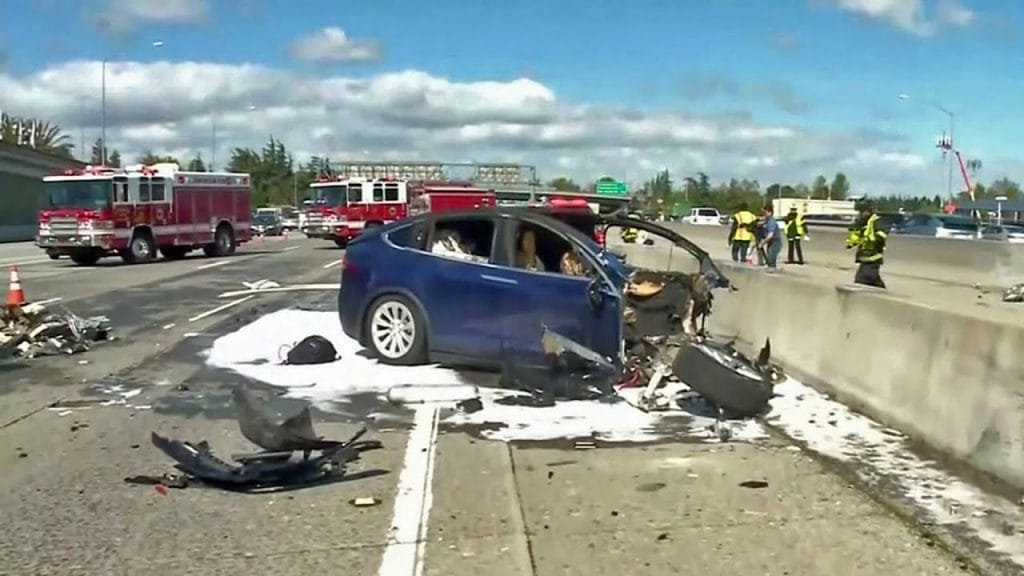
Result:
[0, 236, 1002, 575]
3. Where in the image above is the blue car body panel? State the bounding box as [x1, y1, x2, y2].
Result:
[338, 210, 721, 369]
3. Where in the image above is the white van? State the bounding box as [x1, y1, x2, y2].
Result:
[685, 207, 722, 226]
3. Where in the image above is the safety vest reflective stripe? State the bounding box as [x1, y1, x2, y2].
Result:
[733, 211, 755, 241]
[854, 214, 884, 263]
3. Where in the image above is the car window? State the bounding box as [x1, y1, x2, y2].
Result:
[385, 221, 427, 249]
[427, 216, 496, 263]
[697, 208, 718, 217]
[511, 219, 592, 278]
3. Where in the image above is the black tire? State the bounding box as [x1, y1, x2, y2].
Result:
[205, 224, 236, 257]
[363, 294, 428, 365]
[47, 251, 60, 260]
[334, 238, 348, 248]
[122, 232, 155, 263]
[161, 246, 189, 260]
[70, 250, 101, 266]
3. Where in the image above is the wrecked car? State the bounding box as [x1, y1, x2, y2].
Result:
[338, 208, 728, 364]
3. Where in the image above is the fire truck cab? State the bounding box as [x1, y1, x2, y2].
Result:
[37, 163, 253, 265]
[302, 176, 497, 248]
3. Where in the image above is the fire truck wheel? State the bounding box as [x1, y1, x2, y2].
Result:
[69, 250, 101, 266]
[365, 294, 427, 366]
[209, 224, 236, 257]
[124, 232, 156, 263]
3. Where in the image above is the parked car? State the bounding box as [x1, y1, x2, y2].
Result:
[253, 213, 284, 236]
[975, 223, 1024, 243]
[896, 214, 978, 239]
[338, 209, 728, 367]
[684, 207, 723, 226]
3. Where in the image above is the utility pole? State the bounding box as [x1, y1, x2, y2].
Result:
[100, 59, 107, 166]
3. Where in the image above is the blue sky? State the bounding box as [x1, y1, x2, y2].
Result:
[1, 0, 1021, 192]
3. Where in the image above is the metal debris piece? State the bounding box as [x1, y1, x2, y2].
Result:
[502, 327, 619, 406]
[233, 387, 346, 455]
[1003, 283, 1024, 303]
[1, 302, 111, 359]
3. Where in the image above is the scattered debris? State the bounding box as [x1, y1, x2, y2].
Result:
[350, 496, 381, 507]
[219, 282, 338, 299]
[1, 301, 111, 359]
[1003, 283, 1024, 303]
[124, 474, 189, 489]
[387, 383, 479, 405]
[455, 397, 483, 414]
[739, 480, 769, 489]
[146, 387, 382, 492]
[280, 335, 339, 365]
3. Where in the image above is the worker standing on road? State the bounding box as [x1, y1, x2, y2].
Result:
[784, 206, 807, 265]
[728, 202, 757, 262]
[759, 206, 783, 272]
[846, 200, 888, 288]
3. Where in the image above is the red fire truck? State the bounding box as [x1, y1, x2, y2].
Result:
[303, 177, 496, 247]
[36, 163, 253, 265]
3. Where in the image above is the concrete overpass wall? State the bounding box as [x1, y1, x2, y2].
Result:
[0, 142, 86, 243]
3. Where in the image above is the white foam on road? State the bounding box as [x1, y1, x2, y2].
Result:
[204, 309, 752, 443]
[765, 377, 1024, 568]
[203, 308, 1024, 567]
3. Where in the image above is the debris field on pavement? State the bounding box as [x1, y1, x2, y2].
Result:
[1, 299, 112, 359]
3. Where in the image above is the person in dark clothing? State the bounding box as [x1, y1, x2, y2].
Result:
[753, 216, 767, 266]
[759, 207, 783, 271]
[846, 200, 888, 288]
[728, 202, 757, 262]
[784, 206, 807, 265]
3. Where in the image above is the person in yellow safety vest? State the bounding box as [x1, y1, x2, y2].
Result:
[784, 206, 808, 265]
[728, 202, 757, 262]
[621, 213, 641, 243]
[846, 199, 888, 288]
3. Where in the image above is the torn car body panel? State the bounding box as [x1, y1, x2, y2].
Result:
[232, 387, 343, 453]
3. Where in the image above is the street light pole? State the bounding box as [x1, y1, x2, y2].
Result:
[211, 114, 217, 172]
[100, 59, 106, 166]
[898, 94, 955, 199]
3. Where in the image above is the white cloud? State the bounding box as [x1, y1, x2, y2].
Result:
[290, 27, 381, 62]
[95, 0, 209, 32]
[0, 59, 944, 194]
[832, 0, 974, 37]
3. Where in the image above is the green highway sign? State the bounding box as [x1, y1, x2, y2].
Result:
[595, 180, 628, 197]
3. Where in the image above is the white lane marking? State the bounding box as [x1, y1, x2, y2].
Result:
[283, 245, 300, 252]
[322, 258, 344, 269]
[196, 259, 232, 271]
[162, 323, 175, 330]
[33, 297, 63, 306]
[0, 257, 53, 267]
[187, 295, 255, 323]
[378, 405, 440, 576]
[217, 284, 338, 298]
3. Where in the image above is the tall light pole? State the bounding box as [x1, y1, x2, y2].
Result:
[100, 40, 164, 166]
[898, 93, 955, 199]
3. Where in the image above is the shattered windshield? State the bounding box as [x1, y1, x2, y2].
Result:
[44, 179, 112, 211]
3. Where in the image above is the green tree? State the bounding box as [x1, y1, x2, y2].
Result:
[227, 136, 300, 206]
[0, 115, 73, 157]
[187, 153, 207, 172]
[986, 177, 1021, 201]
[828, 172, 850, 201]
[810, 175, 829, 199]
[137, 151, 181, 165]
[547, 177, 580, 192]
[89, 138, 121, 167]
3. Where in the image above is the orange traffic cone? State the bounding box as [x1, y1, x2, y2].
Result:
[7, 266, 26, 307]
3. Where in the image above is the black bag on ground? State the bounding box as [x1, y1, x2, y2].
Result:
[284, 335, 339, 365]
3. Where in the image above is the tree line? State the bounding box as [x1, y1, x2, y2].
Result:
[3, 113, 1022, 211]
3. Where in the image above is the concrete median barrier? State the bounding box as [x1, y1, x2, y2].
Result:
[668, 222, 1024, 289]
[617, 240, 1024, 488]
[712, 263, 1024, 489]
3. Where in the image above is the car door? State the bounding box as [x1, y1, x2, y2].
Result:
[492, 217, 622, 366]
[416, 214, 509, 362]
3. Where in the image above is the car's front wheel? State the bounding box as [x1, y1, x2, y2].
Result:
[365, 295, 427, 365]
